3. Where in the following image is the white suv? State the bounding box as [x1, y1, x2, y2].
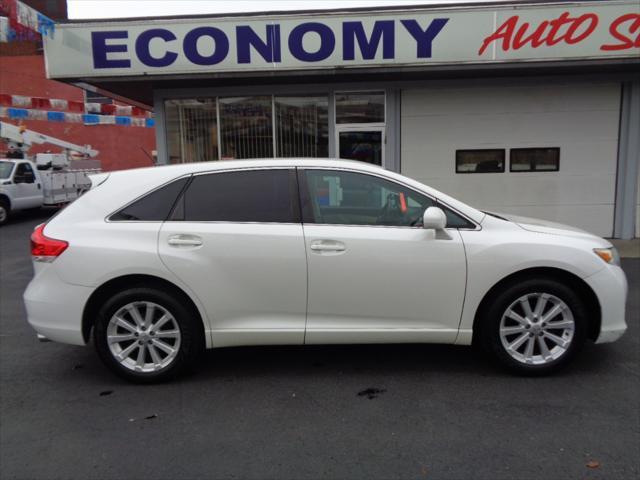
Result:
[24, 159, 627, 382]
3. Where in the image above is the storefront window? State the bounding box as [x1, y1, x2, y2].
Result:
[275, 95, 329, 158]
[165, 99, 218, 164]
[219, 96, 273, 159]
[335, 91, 385, 124]
[165, 91, 386, 163]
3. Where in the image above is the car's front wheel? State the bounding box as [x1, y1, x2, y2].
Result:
[94, 287, 203, 383]
[0, 199, 10, 225]
[480, 278, 587, 375]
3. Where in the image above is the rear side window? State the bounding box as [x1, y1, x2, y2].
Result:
[175, 169, 299, 223]
[110, 177, 188, 221]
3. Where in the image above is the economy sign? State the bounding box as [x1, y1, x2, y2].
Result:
[44, 1, 639, 78]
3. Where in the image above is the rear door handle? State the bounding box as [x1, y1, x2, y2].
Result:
[167, 234, 203, 247]
[309, 240, 346, 253]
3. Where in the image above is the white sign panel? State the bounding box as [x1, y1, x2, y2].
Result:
[44, 1, 640, 78]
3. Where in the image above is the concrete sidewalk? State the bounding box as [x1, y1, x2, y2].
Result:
[609, 239, 640, 258]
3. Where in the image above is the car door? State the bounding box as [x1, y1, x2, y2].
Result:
[158, 168, 307, 348]
[299, 168, 469, 344]
[12, 162, 42, 209]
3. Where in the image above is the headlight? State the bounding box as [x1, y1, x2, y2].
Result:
[593, 247, 620, 266]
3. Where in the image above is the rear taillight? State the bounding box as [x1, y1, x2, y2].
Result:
[31, 224, 68, 262]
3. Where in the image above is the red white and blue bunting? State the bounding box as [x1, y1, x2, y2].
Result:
[0, 107, 155, 127]
[0, 0, 55, 42]
[0, 94, 152, 117]
[0, 94, 154, 127]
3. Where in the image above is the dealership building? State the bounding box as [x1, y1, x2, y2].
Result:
[43, 0, 639, 238]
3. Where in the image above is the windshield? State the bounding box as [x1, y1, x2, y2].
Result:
[0, 161, 14, 179]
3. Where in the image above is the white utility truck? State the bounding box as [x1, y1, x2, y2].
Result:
[0, 121, 101, 225]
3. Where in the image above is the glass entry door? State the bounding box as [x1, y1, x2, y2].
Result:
[336, 127, 385, 167]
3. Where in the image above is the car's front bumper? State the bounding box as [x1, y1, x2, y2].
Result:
[584, 264, 628, 344]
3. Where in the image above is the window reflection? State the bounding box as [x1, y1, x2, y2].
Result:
[275, 96, 329, 158]
[165, 99, 218, 164]
[336, 91, 385, 124]
[219, 96, 273, 159]
[339, 131, 383, 166]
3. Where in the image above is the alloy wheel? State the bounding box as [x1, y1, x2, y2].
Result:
[499, 292, 575, 365]
[106, 301, 181, 373]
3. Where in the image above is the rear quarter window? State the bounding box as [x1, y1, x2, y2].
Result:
[110, 177, 189, 221]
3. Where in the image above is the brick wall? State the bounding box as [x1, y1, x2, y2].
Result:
[1, 55, 156, 171]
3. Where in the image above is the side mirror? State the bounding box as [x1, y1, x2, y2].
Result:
[423, 207, 447, 230]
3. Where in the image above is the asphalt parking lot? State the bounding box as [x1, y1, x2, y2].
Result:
[0, 210, 638, 480]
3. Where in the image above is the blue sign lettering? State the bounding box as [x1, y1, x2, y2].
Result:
[89, 17, 450, 70]
[237, 25, 281, 64]
[136, 28, 178, 67]
[288, 22, 335, 62]
[92, 31, 131, 69]
[343, 21, 394, 60]
[401, 19, 449, 58]
[183, 26, 229, 65]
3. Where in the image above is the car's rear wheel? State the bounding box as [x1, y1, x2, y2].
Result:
[480, 278, 587, 375]
[94, 287, 203, 383]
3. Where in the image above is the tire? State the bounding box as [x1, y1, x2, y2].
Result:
[0, 199, 9, 226]
[479, 277, 587, 376]
[94, 287, 204, 383]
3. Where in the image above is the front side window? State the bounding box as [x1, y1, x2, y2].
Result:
[176, 169, 298, 223]
[15, 162, 35, 183]
[301, 169, 472, 228]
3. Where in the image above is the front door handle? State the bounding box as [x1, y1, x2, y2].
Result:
[167, 234, 203, 247]
[309, 240, 346, 253]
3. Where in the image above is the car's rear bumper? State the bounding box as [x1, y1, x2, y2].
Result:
[584, 264, 628, 344]
[23, 265, 93, 346]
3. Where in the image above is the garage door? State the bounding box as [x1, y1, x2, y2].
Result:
[401, 82, 621, 237]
